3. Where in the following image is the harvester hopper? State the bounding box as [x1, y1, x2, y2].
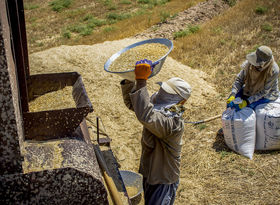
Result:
[0, 0, 131, 204]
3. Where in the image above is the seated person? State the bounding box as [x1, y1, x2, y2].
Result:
[227, 45, 279, 110]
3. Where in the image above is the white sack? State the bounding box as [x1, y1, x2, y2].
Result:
[273, 93, 280, 104]
[255, 102, 280, 150]
[221, 107, 256, 159]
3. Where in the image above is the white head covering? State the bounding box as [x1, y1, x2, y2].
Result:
[151, 77, 192, 117]
[156, 77, 192, 100]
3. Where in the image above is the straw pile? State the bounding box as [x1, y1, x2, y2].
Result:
[28, 38, 218, 204]
[28, 38, 280, 205]
[109, 43, 169, 72]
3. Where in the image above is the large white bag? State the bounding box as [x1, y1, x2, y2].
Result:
[255, 102, 280, 150]
[221, 107, 256, 159]
[273, 94, 280, 104]
[274, 98, 280, 104]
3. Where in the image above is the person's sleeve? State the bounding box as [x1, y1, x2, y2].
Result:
[247, 64, 279, 104]
[120, 80, 135, 111]
[129, 86, 182, 139]
[231, 63, 247, 95]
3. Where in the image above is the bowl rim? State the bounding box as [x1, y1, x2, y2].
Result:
[104, 38, 173, 74]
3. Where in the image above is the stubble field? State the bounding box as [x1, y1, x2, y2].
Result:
[24, 0, 280, 204]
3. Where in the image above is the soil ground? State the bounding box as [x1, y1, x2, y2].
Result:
[135, 0, 230, 39]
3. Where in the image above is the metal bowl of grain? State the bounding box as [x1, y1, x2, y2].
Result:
[104, 38, 173, 81]
[119, 170, 143, 200]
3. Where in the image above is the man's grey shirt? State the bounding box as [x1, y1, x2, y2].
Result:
[121, 81, 184, 185]
[231, 60, 279, 104]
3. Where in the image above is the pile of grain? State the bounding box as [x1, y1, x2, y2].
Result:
[28, 38, 222, 205]
[109, 43, 169, 72]
[29, 86, 75, 112]
[29, 37, 218, 171]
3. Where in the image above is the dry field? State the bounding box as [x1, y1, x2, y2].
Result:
[24, 0, 204, 53]
[24, 0, 280, 204]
